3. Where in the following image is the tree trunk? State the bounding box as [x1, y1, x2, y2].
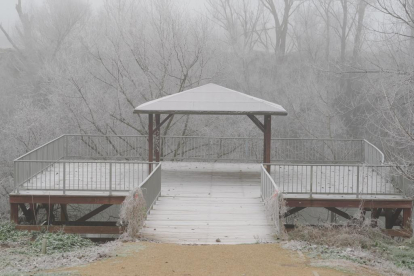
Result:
[352, 0, 367, 63]
[340, 0, 348, 63]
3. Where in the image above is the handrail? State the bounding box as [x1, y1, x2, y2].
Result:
[266, 163, 404, 196]
[261, 164, 279, 192]
[14, 135, 66, 161]
[140, 163, 162, 213]
[139, 163, 161, 188]
[260, 164, 282, 235]
[363, 139, 385, 164]
[264, 163, 388, 167]
[15, 160, 158, 164]
[65, 134, 365, 141]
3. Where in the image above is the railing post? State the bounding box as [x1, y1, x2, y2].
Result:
[109, 162, 113, 195]
[65, 135, 68, 158]
[14, 161, 19, 194]
[310, 165, 313, 198]
[356, 166, 360, 198]
[361, 140, 364, 163]
[63, 162, 66, 195]
[400, 174, 405, 194]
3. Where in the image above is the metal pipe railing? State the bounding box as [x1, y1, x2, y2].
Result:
[14, 135, 66, 192]
[16, 160, 157, 193]
[13, 135, 387, 196]
[62, 135, 371, 163]
[260, 164, 282, 235]
[266, 163, 404, 196]
[363, 139, 385, 165]
[140, 163, 162, 213]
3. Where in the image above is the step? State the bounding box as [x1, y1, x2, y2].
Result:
[144, 221, 273, 227]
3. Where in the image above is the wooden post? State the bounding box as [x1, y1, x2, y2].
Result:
[10, 203, 18, 224]
[155, 114, 160, 162]
[29, 203, 36, 225]
[403, 208, 412, 229]
[61, 204, 68, 222]
[148, 114, 153, 173]
[263, 115, 271, 173]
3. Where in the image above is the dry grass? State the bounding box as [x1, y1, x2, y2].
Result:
[288, 211, 414, 272]
[118, 187, 147, 239]
[264, 191, 287, 238]
[289, 222, 390, 249]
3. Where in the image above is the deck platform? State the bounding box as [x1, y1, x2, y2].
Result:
[10, 162, 413, 241]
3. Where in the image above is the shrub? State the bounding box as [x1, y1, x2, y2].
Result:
[0, 221, 30, 244]
[31, 232, 94, 254]
[118, 187, 147, 239]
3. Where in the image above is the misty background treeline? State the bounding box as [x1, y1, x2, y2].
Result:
[0, 0, 413, 214]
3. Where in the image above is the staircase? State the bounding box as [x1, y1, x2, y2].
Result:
[140, 162, 276, 244]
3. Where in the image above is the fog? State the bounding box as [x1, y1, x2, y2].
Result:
[0, 0, 413, 218]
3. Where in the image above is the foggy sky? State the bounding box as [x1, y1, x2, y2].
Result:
[0, 0, 206, 48]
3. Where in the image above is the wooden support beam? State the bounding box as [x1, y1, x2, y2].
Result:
[153, 114, 173, 133]
[76, 204, 112, 222]
[29, 203, 36, 225]
[53, 221, 117, 226]
[61, 204, 68, 222]
[263, 115, 271, 172]
[247, 115, 264, 133]
[148, 113, 153, 172]
[43, 204, 55, 225]
[10, 203, 18, 224]
[403, 208, 412, 229]
[15, 225, 123, 235]
[284, 207, 306, 218]
[155, 114, 160, 162]
[325, 207, 351, 220]
[285, 199, 413, 209]
[10, 195, 126, 205]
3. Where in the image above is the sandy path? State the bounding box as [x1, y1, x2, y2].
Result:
[60, 242, 379, 276]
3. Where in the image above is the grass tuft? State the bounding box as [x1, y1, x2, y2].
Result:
[289, 222, 414, 271]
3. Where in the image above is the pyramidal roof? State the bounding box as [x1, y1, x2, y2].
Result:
[134, 83, 287, 116]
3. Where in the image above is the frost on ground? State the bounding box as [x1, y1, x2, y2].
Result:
[0, 240, 119, 274]
[0, 220, 120, 275]
[284, 227, 414, 276]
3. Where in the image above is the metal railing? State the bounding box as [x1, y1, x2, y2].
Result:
[363, 140, 385, 165]
[267, 163, 404, 196]
[261, 165, 280, 200]
[160, 137, 368, 163]
[261, 165, 282, 235]
[48, 135, 383, 164]
[16, 160, 155, 193]
[14, 135, 66, 190]
[140, 163, 162, 213]
[65, 134, 148, 159]
[14, 134, 387, 195]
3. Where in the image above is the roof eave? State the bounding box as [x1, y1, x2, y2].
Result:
[133, 110, 288, 116]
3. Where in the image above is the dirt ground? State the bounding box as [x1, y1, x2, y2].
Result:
[56, 242, 381, 276]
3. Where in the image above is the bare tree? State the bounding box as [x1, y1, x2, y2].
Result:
[259, 0, 300, 58]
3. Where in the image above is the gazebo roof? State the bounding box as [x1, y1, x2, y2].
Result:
[133, 83, 287, 116]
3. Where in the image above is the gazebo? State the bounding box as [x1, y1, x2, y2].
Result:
[133, 83, 287, 171]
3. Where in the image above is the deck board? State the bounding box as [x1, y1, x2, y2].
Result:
[141, 162, 275, 244]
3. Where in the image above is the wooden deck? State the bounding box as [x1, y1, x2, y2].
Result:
[141, 163, 276, 244]
[10, 162, 412, 240]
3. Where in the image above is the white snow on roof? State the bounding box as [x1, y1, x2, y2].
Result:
[134, 83, 287, 115]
